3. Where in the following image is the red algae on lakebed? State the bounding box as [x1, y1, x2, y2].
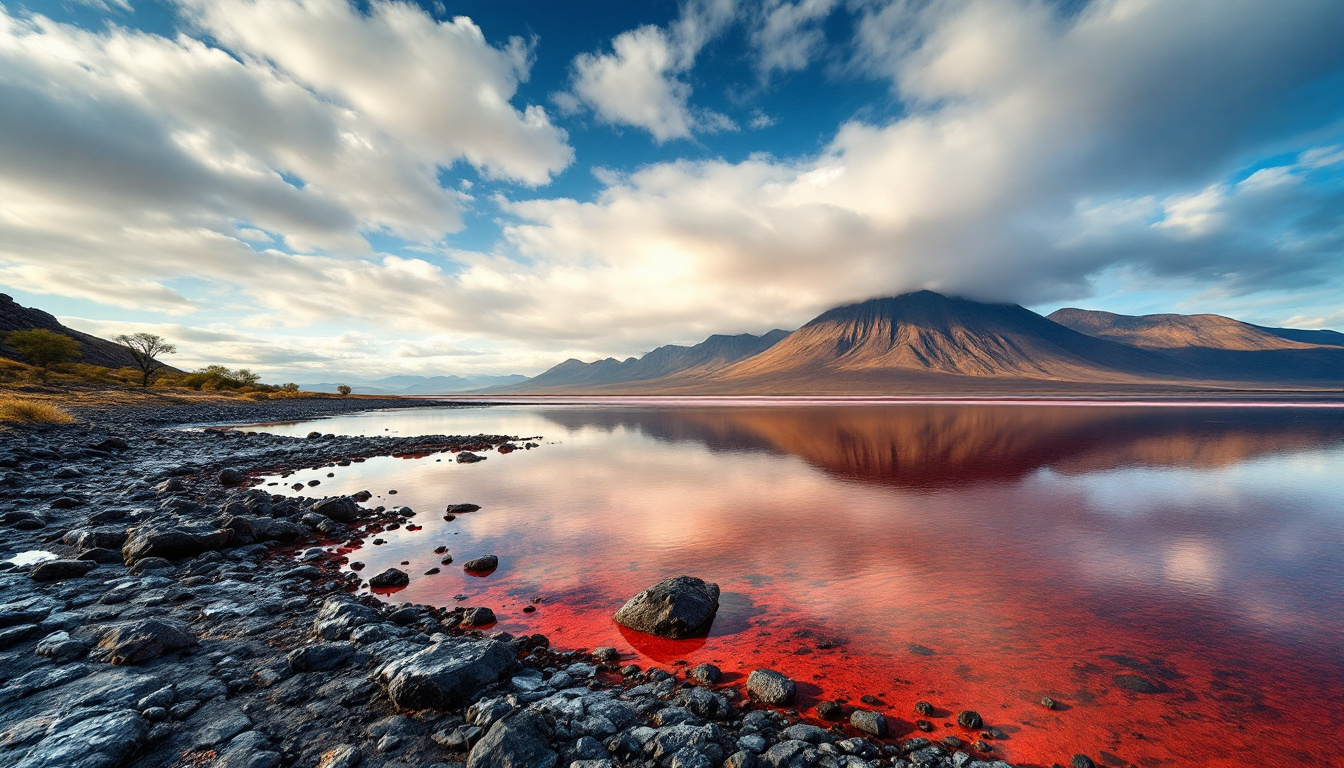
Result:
[256, 403, 1344, 768]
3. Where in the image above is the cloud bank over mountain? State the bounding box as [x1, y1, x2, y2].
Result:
[0, 0, 1341, 377]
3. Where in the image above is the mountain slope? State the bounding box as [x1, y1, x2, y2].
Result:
[712, 292, 1183, 384]
[1050, 307, 1344, 383]
[1048, 308, 1322, 350]
[0, 293, 139, 369]
[495, 330, 790, 393]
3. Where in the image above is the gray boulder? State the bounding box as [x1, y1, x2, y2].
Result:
[377, 638, 516, 710]
[288, 642, 355, 672]
[368, 568, 410, 589]
[96, 618, 196, 665]
[746, 669, 795, 706]
[467, 711, 556, 768]
[29, 559, 97, 582]
[121, 525, 231, 563]
[613, 576, 719, 639]
[849, 709, 886, 737]
[312, 496, 359, 523]
[313, 598, 381, 641]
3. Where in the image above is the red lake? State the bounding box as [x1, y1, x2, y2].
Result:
[250, 401, 1344, 768]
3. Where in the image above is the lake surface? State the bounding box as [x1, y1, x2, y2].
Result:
[251, 401, 1344, 768]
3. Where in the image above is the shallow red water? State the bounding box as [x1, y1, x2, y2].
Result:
[255, 403, 1344, 768]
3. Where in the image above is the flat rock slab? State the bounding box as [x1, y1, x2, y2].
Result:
[97, 618, 196, 665]
[14, 709, 148, 768]
[377, 638, 516, 710]
[613, 576, 720, 639]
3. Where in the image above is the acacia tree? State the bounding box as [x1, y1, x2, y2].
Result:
[336, 384, 352, 396]
[3, 329, 81, 369]
[114, 332, 177, 387]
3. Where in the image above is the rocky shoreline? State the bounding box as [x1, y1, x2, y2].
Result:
[0, 398, 1030, 768]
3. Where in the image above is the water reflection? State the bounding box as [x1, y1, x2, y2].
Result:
[255, 403, 1344, 767]
[537, 404, 1344, 486]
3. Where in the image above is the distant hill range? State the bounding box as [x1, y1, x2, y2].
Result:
[298, 374, 530, 395]
[486, 291, 1343, 394]
[488, 330, 790, 394]
[0, 293, 141, 369]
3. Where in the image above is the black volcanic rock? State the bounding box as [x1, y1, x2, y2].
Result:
[613, 576, 720, 638]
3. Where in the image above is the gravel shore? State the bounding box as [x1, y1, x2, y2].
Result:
[0, 398, 1026, 768]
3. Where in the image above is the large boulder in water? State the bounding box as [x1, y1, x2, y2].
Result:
[613, 576, 720, 639]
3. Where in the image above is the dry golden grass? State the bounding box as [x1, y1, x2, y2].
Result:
[0, 395, 75, 424]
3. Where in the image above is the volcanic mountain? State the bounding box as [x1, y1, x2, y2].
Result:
[0, 293, 140, 369]
[494, 329, 789, 393]
[498, 291, 1342, 394]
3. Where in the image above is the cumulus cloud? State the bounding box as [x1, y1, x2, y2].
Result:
[4, 0, 1344, 375]
[560, 0, 737, 141]
[494, 0, 1344, 344]
[0, 1, 570, 306]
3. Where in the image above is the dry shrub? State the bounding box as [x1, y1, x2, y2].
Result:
[0, 396, 75, 424]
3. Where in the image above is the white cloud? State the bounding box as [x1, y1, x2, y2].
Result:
[749, 0, 839, 78]
[561, 0, 737, 141]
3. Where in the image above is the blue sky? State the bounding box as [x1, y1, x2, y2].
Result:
[1, 0, 1342, 378]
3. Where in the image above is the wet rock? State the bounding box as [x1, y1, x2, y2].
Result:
[456, 452, 486, 464]
[913, 701, 934, 716]
[13, 709, 148, 768]
[368, 568, 410, 589]
[129, 557, 173, 574]
[746, 669, 796, 705]
[434, 724, 485, 750]
[312, 496, 359, 523]
[956, 710, 982, 729]
[447, 503, 482, 513]
[815, 700, 842, 720]
[97, 618, 196, 664]
[121, 525, 231, 563]
[288, 642, 356, 672]
[781, 724, 830, 744]
[77, 548, 123, 564]
[66, 526, 129, 551]
[850, 709, 887, 737]
[688, 662, 721, 684]
[191, 705, 251, 749]
[1040, 696, 1056, 709]
[613, 576, 720, 639]
[1071, 756, 1096, 768]
[466, 710, 557, 768]
[35, 630, 86, 661]
[219, 468, 246, 486]
[463, 555, 499, 574]
[29, 559, 97, 582]
[463, 607, 497, 627]
[377, 637, 516, 710]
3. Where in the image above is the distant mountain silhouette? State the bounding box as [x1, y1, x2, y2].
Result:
[299, 374, 528, 395]
[1050, 307, 1344, 383]
[489, 330, 790, 393]
[1048, 307, 1335, 350]
[0, 293, 141, 369]
[498, 291, 1342, 394]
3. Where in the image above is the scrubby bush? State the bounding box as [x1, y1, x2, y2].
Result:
[182, 365, 264, 391]
[0, 396, 74, 424]
[4, 329, 81, 368]
[336, 384, 352, 396]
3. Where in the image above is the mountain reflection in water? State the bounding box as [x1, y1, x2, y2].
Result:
[256, 403, 1344, 768]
